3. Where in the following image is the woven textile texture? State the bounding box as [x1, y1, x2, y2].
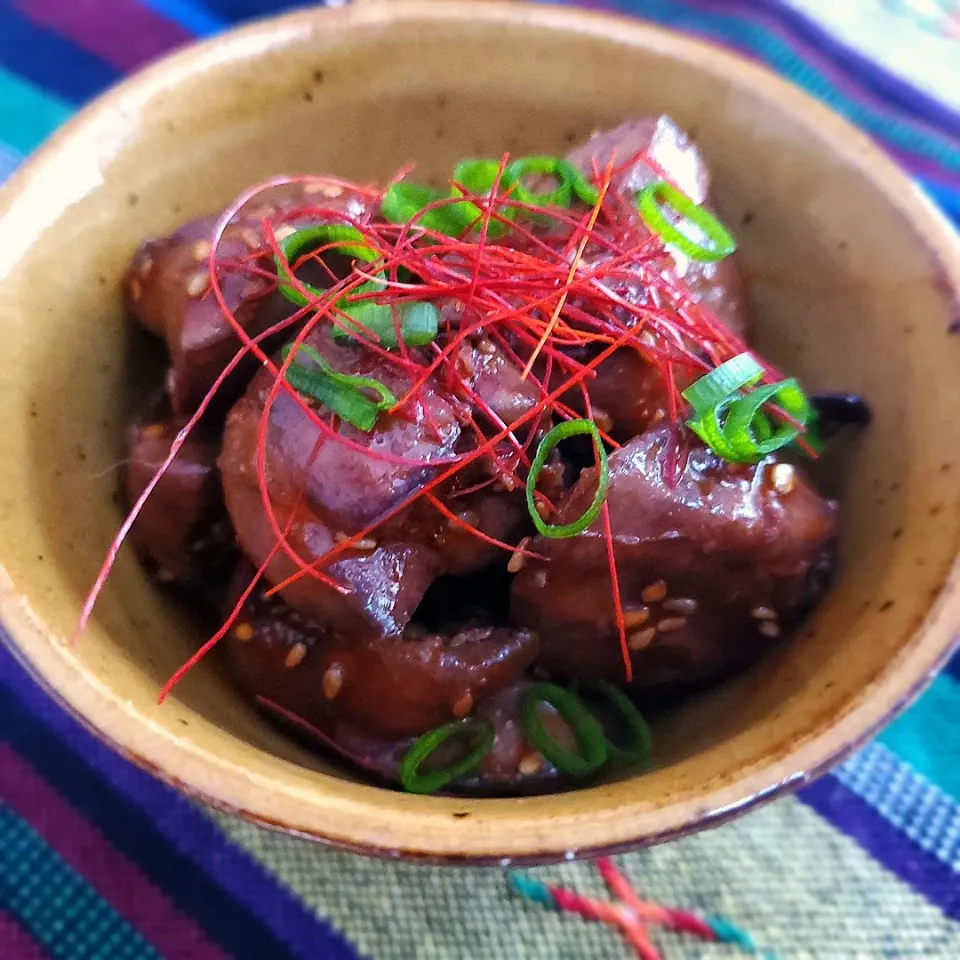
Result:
[0, 1, 958, 958]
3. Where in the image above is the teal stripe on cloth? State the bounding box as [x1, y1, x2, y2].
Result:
[878, 672, 960, 804]
[0, 804, 162, 960]
[0, 65, 71, 155]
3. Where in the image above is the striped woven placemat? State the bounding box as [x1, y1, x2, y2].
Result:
[1, 2, 958, 957]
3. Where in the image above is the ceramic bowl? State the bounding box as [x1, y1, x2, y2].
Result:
[0, 0, 958, 864]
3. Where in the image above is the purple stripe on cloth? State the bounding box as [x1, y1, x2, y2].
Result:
[0, 743, 231, 960]
[0, 645, 362, 960]
[0, 909, 48, 960]
[14, 0, 192, 73]
[800, 777, 960, 920]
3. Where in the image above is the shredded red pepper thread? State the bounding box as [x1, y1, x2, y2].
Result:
[78, 160, 797, 695]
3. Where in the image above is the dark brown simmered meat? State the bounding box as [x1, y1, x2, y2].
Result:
[218, 328, 530, 637]
[566, 115, 751, 340]
[124, 398, 230, 586]
[223, 568, 538, 738]
[124, 181, 377, 415]
[511, 423, 837, 693]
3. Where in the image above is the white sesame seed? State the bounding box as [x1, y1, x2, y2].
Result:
[641, 580, 667, 603]
[592, 408, 614, 434]
[657, 617, 687, 633]
[664, 597, 698, 615]
[751, 606, 777, 621]
[507, 538, 531, 574]
[453, 692, 474, 718]
[759, 621, 781, 638]
[186, 270, 208, 298]
[518, 754, 542, 776]
[240, 227, 262, 249]
[353, 537, 378, 552]
[323, 662, 344, 698]
[234, 623, 254, 642]
[623, 606, 651, 629]
[533, 570, 548, 589]
[285, 643, 307, 669]
[771, 463, 796, 495]
[193, 240, 212, 260]
[628, 627, 657, 651]
[305, 181, 344, 198]
[476, 338, 497, 355]
[274, 224, 297, 242]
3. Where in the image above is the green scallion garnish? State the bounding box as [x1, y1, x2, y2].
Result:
[636, 180, 737, 263]
[505, 156, 579, 209]
[526, 419, 609, 538]
[399, 718, 495, 794]
[578, 680, 652, 770]
[381, 182, 474, 237]
[332, 299, 439, 349]
[450, 159, 519, 238]
[275, 224, 380, 307]
[281, 342, 396, 432]
[682, 353, 814, 463]
[520, 683, 608, 778]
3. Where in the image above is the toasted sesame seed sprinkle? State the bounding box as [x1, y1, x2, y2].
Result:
[508, 538, 531, 574]
[142, 423, 166, 439]
[305, 181, 344, 198]
[657, 617, 687, 633]
[186, 270, 208, 298]
[353, 538, 378, 552]
[518, 754, 542, 776]
[771, 463, 795, 495]
[623, 606, 651, 629]
[234, 623, 254, 642]
[193, 240, 212, 261]
[759, 621, 781, 638]
[592, 408, 613, 433]
[285, 643, 308, 669]
[641, 580, 667, 603]
[453, 692, 474, 718]
[240, 227, 261, 249]
[477, 338, 497, 355]
[664, 597, 698, 615]
[323, 663, 344, 699]
[752, 606, 777, 621]
[628, 627, 657, 651]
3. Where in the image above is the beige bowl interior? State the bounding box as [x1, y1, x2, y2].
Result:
[0, 1, 958, 863]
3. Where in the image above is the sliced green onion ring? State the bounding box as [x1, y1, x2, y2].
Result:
[505, 156, 576, 209]
[526, 419, 609, 538]
[275, 224, 380, 307]
[332, 299, 439, 349]
[281, 342, 396, 432]
[520, 683, 608, 778]
[682, 353, 814, 463]
[399, 718, 495, 794]
[381, 182, 474, 237]
[451, 159, 518, 237]
[578, 680, 652, 770]
[636, 180, 737, 263]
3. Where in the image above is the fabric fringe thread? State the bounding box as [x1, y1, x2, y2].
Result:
[509, 857, 777, 960]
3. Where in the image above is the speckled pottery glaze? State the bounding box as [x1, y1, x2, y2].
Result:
[0, 1, 957, 864]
